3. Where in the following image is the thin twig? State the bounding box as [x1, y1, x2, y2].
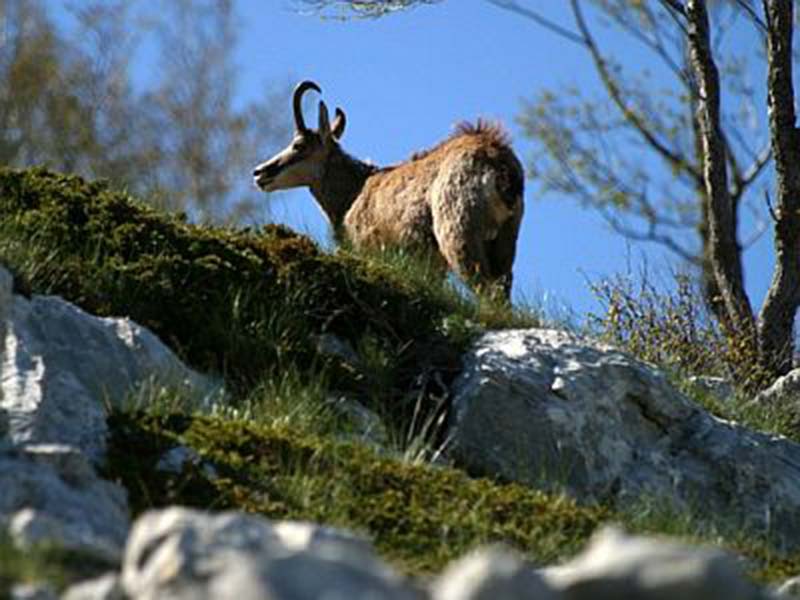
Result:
[571, 0, 701, 184]
[485, 0, 587, 47]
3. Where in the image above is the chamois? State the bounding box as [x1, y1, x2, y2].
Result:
[253, 81, 524, 299]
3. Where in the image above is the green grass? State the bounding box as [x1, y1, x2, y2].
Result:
[0, 533, 110, 595]
[4, 166, 800, 590]
[102, 406, 605, 575]
[98, 398, 800, 583]
[678, 378, 800, 444]
[0, 168, 538, 419]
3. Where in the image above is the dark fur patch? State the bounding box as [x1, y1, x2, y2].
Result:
[453, 119, 512, 147]
[409, 119, 513, 162]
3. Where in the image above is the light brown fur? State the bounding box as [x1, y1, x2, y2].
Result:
[254, 84, 524, 299]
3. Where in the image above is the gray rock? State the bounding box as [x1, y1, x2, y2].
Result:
[754, 369, 800, 407]
[432, 546, 557, 600]
[121, 507, 418, 600]
[0, 265, 222, 463]
[774, 575, 800, 599]
[448, 329, 800, 549]
[541, 526, 760, 600]
[317, 333, 361, 367]
[0, 445, 128, 562]
[156, 445, 218, 479]
[9, 583, 58, 600]
[62, 574, 125, 600]
[327, 396, 390, 448]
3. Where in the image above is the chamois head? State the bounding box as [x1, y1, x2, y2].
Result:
[254, 81, 346, 192]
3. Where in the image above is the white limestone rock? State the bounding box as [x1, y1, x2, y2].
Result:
[447, 329, 800, 549]
[0, 265, 222, 463]
[62, 573, 125, 600]
[541, 526, 761, 600]
[121, 507, 419, 600]
[432, 546, 557, 600]
[0, 444, 128, 562]
[754, 369, 800, 407]
[773, 575, 800, 599]
[9, 583, 58, 600]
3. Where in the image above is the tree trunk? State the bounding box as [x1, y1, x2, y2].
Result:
[690, 83, 728, 331]
[758, 0, 800, 377]
[686, 0, 758, 381]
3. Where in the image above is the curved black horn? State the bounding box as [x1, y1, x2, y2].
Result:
[293, 80, 322, 132]
[332, 107, 346, 139]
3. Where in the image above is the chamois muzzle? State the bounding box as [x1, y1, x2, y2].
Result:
[253, 160, 283, 191]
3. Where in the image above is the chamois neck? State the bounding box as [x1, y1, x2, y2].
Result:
[310, 147, 377, 234]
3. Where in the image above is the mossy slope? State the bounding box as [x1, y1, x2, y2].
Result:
[0, 167, 461, 407]
[104, 410, 604, 575]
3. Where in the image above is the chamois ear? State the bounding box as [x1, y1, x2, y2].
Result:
[331, 108, 346, 139]
[318, 101, 332, 140]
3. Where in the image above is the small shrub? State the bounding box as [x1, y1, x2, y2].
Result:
[590, 270, 727, 376]
[589, 268, 770, 390]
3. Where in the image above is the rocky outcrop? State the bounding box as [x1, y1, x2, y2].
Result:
[120, 507, 420, 600]
[0, 266, 222, 464]
[754, 369, 800, 408]
[1, 259, 795, 597]
[432, 546, 556, 600]
[0, 264, 222, 563]
[61, 574, 124, 600]
[447, 329, 800, 549]
[0, 444, 128, 561]
[540, 526, 761, 600]
[58, 510, 767, 600]
[433, 526, 762, 600]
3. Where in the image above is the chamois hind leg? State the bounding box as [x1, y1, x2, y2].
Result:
[485, 206, 523, 301]
[430, 167, 497, 297]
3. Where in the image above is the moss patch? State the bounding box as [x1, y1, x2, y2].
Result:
[104, 410, 605, 575]
[0, 533, 110, 594]
[0, 167, 467, 423]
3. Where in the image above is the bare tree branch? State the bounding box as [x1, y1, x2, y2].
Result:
[602, 208, 701, 265]
[294, 0, 441, 18]
[485, 0, 586, 46]
[734, 0, 768, 32]
[731, 143, 772, 199]
[570, 0, 702, 184]
[659, 0, 687, 16]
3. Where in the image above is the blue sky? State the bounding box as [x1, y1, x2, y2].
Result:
[235, 0, 774, 318]
[52, 0, 775, 318]
[242, 1, 629, 317]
